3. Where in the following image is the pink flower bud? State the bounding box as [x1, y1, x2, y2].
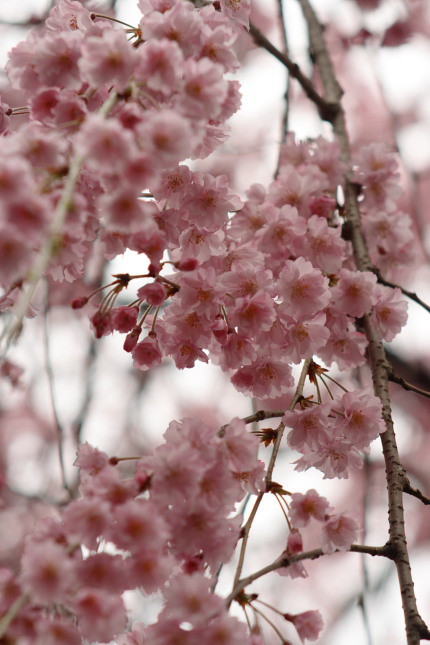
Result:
[90, 310, 113, 339]
[137, 282, 167, 306]
[175, 258, 199, 272]
[123, 326, 142, 353]
[71, 296, 89, 309]
[148, 262, 162, 276]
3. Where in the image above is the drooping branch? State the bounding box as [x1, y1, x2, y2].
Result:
[0, 90, 120, 357]
[249, 22, 339, 122]
[294, 0, 430, 642]
[227, 542, 392, 608]
[375, 269, 430, 316]
[43, 286, 71, 497]
[231, 358, 312, 589]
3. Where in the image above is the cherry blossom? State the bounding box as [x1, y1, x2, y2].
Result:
[321, 513, 360, 554]
[285, 610, 324, 643]
[289, 489, 332, 527]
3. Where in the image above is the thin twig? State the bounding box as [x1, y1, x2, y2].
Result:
[388, 370, 430, 402]
[218, 409, 284, 437]
[243, 409, 285, 425]
[231, 359, 311, 589]
[378, 272, 430, 316]
[359, 455, 374, 645]
[227, 543, 391, 607]
[0, 90, 120, 357]
[0, 594, 29, 638]
[43, 285, 71, 497]
[249, 22, 338, 123]
[274, 0, 291, 178]
[403, 480, 430, 506]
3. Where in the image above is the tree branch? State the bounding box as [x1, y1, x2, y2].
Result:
[375, 269, 430, 316]
[295, 0, 430, 642]
[388, 369, 430, 402]
[403, 479, 430, 506]
[227, 543, 392, 608]
[231, 359, 311, 588]
[249, 22, 338, 122]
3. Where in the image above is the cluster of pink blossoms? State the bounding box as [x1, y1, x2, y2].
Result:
[1, 418, 265, 644]
[284, 387, 386, 479]
[279, 488, 359, 582]
[0, 0, 418, 643]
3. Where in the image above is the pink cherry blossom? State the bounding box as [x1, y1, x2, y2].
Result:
[330, 268, 379, 318]
[321, 512, 359, 553]
[73, 588, 127, 643]
[150, 442, 203, 507]
[162, 572, 224, 624]
[285, 610, 324, 643]
[80, 29, 137, 91]
[278, 257, 330, 319]
[141, 1, 204, 59]
[283, 313, 330, 364]
[20, 541, 75, 604]
[132, 335, 163, 370]
[180, 58, 227, 119]
[278, 529, 308, 579]
[257, 204, 307, 260]
[139, 109, 194, 164]
[304, 214, 346, 274]
[135, 38, 183, 94]
[33, 32, 82, 90]
[232, 357, 294, 399]
[77, 115, 135, 172]
[372, 285, 408, 341]
[74, 442, 109, 474]
[126, 551, 173, 594]
[111, 306, 139, 333]
[294, 432, 363, 479]
[62, 497, 111, 550]
[76, 553, 128, 594]
[289, 489, 331, 527]
[283, 403, 332, 452]
[335, 388, 385, 450]
[0, 2, 425, 643]
[138, 281, 167, 306]
[108, 499, 169, 553]
[215, 330, 257, 370]
[220, 0, 252, 29]
[45, 0, 95, 33]
[35, 618, 80, 645]
[230, 292, 277, 335]
[221, 417, 261, 473]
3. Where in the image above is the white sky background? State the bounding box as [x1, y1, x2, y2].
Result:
[1, 1, 430, 644]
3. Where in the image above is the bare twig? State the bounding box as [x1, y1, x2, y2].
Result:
[403, 480, 430, 506]
[388, 370, 430, 402]
[374, 269, 430, 316]
[249, 22, 338, 123]
[274, 0, 291, 178]
[243, 409, 285, 425]
[231, 359, 311, 589]
[227, 542, 391, 607]
[0, 90, 120, 357]
[43, 286, 71, 497]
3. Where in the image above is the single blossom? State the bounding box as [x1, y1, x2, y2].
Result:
[285, 610, 324, 643]
[321, 512, 359, 554]
[289, 489, 331, 527]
